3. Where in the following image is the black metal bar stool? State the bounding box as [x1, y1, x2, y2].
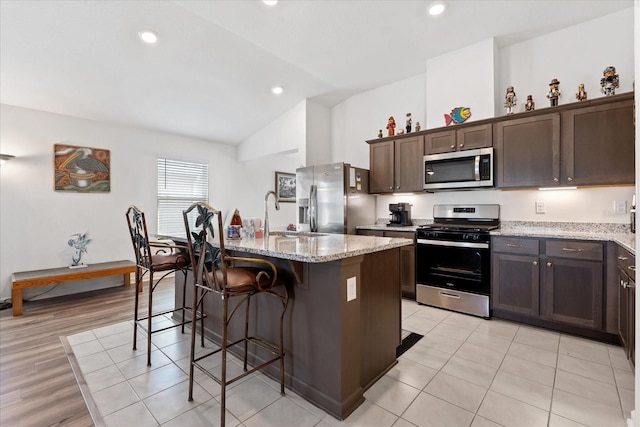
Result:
[183, 202, 289, 426]
[125, 205, 204, 366]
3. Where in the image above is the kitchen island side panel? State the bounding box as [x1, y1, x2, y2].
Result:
[174, 248, 401, 420]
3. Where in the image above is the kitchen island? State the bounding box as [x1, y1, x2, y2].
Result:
[173, 232, 413, 420]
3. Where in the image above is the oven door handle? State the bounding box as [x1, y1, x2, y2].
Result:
[417, 239, 489, 249]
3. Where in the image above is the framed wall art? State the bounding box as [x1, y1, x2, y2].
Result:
[54, 144, 110, 192]
[275, 171, 296, 203]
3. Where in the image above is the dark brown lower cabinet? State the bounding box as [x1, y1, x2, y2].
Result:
[492, 252, 540, 317]
[617, 246, 635, 368]
[542, 257, 603, 329]
[492, 236, 607, 337]
[358, 229, 416, 299]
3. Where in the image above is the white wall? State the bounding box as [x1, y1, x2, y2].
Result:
[305, 100, 332, 166]
[237, 100, 306, 162]
[376, 187, 635, 223]
[332, 8, 635, 225]
[426, 38, 497, 128]
[0, 104, 298, 300]
[330, 73, 426, 168]
[498, 8, 634, 115]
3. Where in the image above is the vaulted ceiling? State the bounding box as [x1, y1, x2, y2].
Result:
[0, 1, 632, 144]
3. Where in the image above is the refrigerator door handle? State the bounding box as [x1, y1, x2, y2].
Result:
[310, 184, 318, 232]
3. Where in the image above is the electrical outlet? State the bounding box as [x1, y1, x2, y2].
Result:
[614, 200, 627, 214]
[535, 201, 546, 214]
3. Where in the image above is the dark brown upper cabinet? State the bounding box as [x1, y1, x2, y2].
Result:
[494, 113, 561, 188]
[367, 92, 634, 193]
[425, 124, 492, 154]
[369, 135, 424, 194]
[495, 93, 634, 189]
[561, 97, 634, 186]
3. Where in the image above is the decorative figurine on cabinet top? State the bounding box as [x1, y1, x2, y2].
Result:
[601, 66, 619, 96]
[386, 116, 396, 136]
[415, 122, 421, 132]
[378, 129, 383, 138]
[504, 86, 517, 115]
[405, 113, 412, 133]
[444, 107, 471, 126]
[547, 78, 561, 106]
[576, 83, 587, 101]
[525, 95, 535, 111]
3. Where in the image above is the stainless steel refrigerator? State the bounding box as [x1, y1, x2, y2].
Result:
[296, 162, 375, 234]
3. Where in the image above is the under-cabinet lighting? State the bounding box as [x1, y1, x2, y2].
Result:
[263, 0, 278, 5]
[538, 186, 578, 191]
[0, 154, 15, 165]
[138, 30, 158, 44]
[393, 193, 415, 196]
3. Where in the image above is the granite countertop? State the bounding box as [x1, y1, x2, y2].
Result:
[492, 222, 635, 255]
[356, 224, 420, 232]
[356, 221, 636, 255]
[221, 231, 414, 263]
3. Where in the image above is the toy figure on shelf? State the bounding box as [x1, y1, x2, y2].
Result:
[575, 83, 587, 101]
[547, 78, 561, 106]
[601, 66, 619, 96]
[504, 86, 517, 115]
[524, 95, 535, 111]
[415, 122, 421, 131]
[405, 113, 412, 133]
[377, 129, 383, 138]
[386, 116, 396, 136]
[444, 107, 471, 126]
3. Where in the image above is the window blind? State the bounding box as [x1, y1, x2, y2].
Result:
[157, 158, 208, 236]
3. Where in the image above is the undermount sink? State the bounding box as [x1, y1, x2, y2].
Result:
[269, 231, 329, 237]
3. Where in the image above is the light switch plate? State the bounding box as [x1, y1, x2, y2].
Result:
[347, 277, 356, 302]
[535, 201, 546, 214]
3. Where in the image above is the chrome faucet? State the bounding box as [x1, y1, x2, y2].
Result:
[264, 190, 280, 238]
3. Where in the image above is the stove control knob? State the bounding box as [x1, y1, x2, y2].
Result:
[473, 234, 480, 241]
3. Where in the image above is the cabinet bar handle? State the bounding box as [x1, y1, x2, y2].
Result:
[562, 247, 583, 252]
[629, 265, 636, 271]
[618, 256, 629, 260]
[506, 243, 523, 248]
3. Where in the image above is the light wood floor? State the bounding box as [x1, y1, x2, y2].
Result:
[0, 278, 174, 427]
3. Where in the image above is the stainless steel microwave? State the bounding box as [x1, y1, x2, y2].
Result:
[423, 147, 494, 191]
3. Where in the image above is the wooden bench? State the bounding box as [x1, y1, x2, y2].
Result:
[11, 260, 138, 316]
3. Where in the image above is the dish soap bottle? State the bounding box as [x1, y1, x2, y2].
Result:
[631, 195, 636, 233]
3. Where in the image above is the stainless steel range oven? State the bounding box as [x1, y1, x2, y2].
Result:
[416, 204, 500, 318]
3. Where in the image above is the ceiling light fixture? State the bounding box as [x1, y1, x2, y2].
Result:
[263, 0, 278, 6]
[138, 30, 158, 44]
[271, 86, 284, 95]
[428, 2, 445, 16]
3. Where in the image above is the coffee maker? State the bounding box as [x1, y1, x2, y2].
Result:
[389, 203, 412, 226]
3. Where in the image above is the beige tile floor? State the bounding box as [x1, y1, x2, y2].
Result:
[63, 299, 634, 427]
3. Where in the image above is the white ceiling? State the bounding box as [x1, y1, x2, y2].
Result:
[0, 0, 632, 145]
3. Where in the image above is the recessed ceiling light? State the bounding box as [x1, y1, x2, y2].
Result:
[138, 30, 158, 44]
[263, 0, 278, 6]
[271, 86, 284, 95]
[428, 3, 445, 16]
